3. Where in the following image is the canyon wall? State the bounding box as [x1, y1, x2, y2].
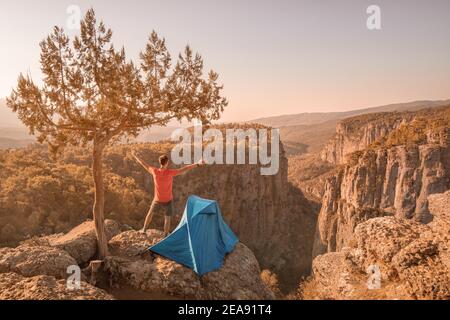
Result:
[304, 190, 450, 300]
[1, 125, 317, 291]
[313, 107, 450, 258]
[100, 137, 317, 289]
[320, 112, 414, 165]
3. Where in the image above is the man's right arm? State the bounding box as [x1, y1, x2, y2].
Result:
[131, 151, 153, 174]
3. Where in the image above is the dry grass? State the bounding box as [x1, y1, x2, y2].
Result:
[297, 276, 414, 300]
[260, 269, 282, 299]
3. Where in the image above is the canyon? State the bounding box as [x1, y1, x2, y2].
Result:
[303, 190, 450, 299]
[1, 103, 449, 299]
[0, 125, 317, 294]
[304, 105, 450, 299]
[103, 138, 317, 291]
[314, 106, 450, 257]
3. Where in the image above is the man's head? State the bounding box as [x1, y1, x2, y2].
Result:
[159, 155, 169, 168]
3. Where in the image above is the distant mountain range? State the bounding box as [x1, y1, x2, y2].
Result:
[251, 99, 450, 128]
[250, 99, 450, 155]
[2, 98, 450, 152]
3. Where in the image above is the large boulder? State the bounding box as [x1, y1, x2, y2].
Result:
[201, 242, 274, 299]
[48, 219, 122, 264]
[305, 245, 416, 300]
[24, 219, 122, 265]
[352, 217, 429, 276]
[108, 229, 163, 257]
[305, 191, 450, 300]
[0, 244, 77, 279]
[429, 191, 450, 238]
[103, 230, 275, 300]
[0, 272, 113, 300]
[0, 222, 274, 300]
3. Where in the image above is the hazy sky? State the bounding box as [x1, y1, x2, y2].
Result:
[1, 0, 450, 122]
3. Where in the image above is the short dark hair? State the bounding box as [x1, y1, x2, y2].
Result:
[159, 155, 169, 166]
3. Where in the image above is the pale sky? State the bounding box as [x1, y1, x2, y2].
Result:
[1, 0, 450, 122]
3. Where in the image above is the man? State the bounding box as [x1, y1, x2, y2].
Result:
[131, 150, 205, 236]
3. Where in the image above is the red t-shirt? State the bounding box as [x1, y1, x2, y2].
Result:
[148, 167, 181, 203]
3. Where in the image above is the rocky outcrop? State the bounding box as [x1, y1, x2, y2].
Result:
[0, 272, 113, 300]
[320, 112, 410, 165]
[321, 106, 450, 166]
[105, 137, 317, 290]
[429, 191, 450, 233]
[0, 244, 77, 279]
[314, 107, 450, 257]
[20, 219, 123, 265]
[314, 144, 450, 256]
[0, 222, 275, 300]
[46, 219, 122, 264]
[0, 124, 317, 291]
[103, 230, 275, 300]
[305, 190, 450, 300]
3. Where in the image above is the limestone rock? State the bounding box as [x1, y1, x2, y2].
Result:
[320, 112, 410, 165]
[114, 140, 317, 288]
[429, 191, 450, 234]
[314, 107, 450, 257]
[0, 244, 77, 279]
[0, 272, 113, 300]
[103, 230, 275, 300]
[306, 190, 450, 300]
[109, 229, 164, 257]
[25, 219, 122, 265]
[353, 217, 428, 269]
[50, 219, 121, 264]
[201, 243, 275, 299]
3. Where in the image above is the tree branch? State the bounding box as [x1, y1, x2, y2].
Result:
[58, 40, 75, 123]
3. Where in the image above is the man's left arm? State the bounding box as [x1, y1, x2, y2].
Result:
[175, 160, 205, 176]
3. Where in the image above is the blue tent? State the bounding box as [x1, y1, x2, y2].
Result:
[148, 195, 239, 276]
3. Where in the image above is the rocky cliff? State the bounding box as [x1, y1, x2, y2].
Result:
[0, 272, 114, 300]
[0, 124, 317, 291]
[303, 190, 450, 300]
[319, 107, 450, 165]
[0, 221, 274, 300]
[104, 230, 274, 299]
[320, 112, 409, 164]
[313, 107, 450, 257]
[98, 135, 317, 290]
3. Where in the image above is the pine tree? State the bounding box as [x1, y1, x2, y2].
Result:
[6, 9, 227, 259]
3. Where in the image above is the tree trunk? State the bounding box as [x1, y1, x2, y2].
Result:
[92, 142, 108, 259]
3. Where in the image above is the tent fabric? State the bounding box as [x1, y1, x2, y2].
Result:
[148, 195, 239, 276]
